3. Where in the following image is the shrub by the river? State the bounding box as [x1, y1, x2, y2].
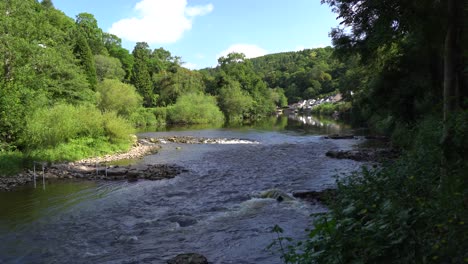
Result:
[167, 93, 225, 124]
[270, 115, 467, 263]
[0, 151, 24, 176]
[19, 103, 134, 163]
[130, 107, 167, 128]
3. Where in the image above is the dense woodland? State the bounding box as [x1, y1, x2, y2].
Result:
[0, 0, 352, 165]
[1, 0, 467, 262]
[270, 0, 467, 263]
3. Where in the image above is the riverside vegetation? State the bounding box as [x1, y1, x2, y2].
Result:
[268, 0, 467, 263]
[0, 0, 467, 263]
[1, 0, 349, 175]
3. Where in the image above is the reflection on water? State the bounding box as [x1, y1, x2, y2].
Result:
[137, 114, 350, 136]
[285, 114, 351, 134]
[0, 180, 121, 230]
[166, 114, 349, 135]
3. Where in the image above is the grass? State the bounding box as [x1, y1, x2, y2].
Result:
[1, 137, 132, 176]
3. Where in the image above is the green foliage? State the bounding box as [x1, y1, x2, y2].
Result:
[94, 55, 126, 81]
[154, 67, 205, 106]
[101, 111, 134, 144]
[28, 137, 130, 163]
[218, 80, 254, 122]
[75, 13, 105, 55]
[20, 103, 133, 151]
[73, 28, 98, 90]
[131, 42, 154, 107]
[97, 79, 142, 117]
[21, 104, 84, 149]
[271, 116, 467, 263]
[167, 93, 225, 124]
[207, 52, 278, 120]
[250, 47, 339, 103]
[129, 107, 167, 127]
[0, 151, 24, 176]
[104, 33, 134, 81]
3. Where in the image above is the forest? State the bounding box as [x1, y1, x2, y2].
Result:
[269, 0, 467, 263]
[0, 0, 351, 169]
[0, 0, 467, 262]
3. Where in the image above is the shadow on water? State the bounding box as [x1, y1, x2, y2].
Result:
[0, 180, 120, 230]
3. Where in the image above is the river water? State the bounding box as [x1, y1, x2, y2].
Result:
[0, 115, 365, 264]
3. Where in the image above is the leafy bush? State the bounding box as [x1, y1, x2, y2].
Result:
[96, 79, 142, 117]
[271, 116, 467, 263]
[218, 81, 254, 122]
[0, 151, 24, 176]
[167, 93, 225, 124]
[102, 111, 134, 144]
[20, 103, 134, 162]
[28, 137, 129, 162]
[21, 103, 83, 148]
[129, 107, 167, 127]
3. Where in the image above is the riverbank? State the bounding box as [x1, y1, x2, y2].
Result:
[0, 139, 164, 191]
[0, 136, 262, 191]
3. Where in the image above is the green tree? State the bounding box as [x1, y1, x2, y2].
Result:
[40, 0, 54, 9]
[103, 33, 134, 81]
[97, 79, 142, 117]
[218, 80, 254, 122]
[154, 67, 205, 106]
[75, 13, 105, 55]
[131, 42, 155, 107]
[73, 28, 98, 90]
[167, 93, 224, 124]
[94, 55, 126, 81]
[215, 52, 276, 118]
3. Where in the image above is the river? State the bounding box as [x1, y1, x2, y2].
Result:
[0, 115, 365, 264]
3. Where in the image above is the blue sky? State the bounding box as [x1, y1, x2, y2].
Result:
[52, 0, 339, 69]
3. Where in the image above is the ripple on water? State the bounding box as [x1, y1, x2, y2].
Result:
[0, 125, 364, 264]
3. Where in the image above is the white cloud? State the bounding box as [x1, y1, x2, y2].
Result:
[186, 4, 213, 17]
[109, 0, 213, 44]
[217, 44, 268, 60]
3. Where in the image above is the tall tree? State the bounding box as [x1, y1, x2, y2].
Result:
[103, 33, 134, 81]
[73, 28, 98, 89]
[75, 13, 105, 55]
[40, 0, 54, 9]
[131, 42, 154, 107]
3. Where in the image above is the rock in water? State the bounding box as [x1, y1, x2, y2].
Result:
[258, 189, 294, 202]
[167, 253, 208, 264]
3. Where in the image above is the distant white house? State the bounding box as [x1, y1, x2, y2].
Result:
[286, 93, 343, 113]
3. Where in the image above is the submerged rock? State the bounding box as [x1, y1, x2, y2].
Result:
[167, 253, 208, 264]
[147, 136, 259, 145]
[257, 189, 294, 202]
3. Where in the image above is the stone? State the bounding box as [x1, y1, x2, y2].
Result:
[167, 253, 208, 264]
[257, 189, 294, 202]
[105, 167, 128, 176]
[324, 134, 356, 139]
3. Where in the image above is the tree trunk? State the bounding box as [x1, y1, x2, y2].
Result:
[443, 0, 458, 122]
[441, 0, 463, 191]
